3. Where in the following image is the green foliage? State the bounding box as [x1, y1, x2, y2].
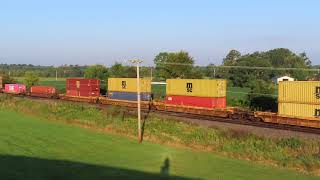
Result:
[0, 64, 86, 77]
[223, 49, 241, 65]
[84, 64, 109, 80]
[109, 62, 136, 78]
[0, 73, 16, 84]
[23, 71, 40, 88]
[222, 48, 312, 87]
[247, 80, 277, 111]
[154, 51, 194, 79]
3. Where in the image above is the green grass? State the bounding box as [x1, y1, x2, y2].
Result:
[1, 95, 320, 175]
[227, 87, 251, 106]
[152, 84, 166, 100]
[0, 109, 317, 180]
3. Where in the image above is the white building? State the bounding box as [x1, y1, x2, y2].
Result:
[276, 76, 294, 84]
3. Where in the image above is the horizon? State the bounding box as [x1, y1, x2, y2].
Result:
[1, 0, 319, 66]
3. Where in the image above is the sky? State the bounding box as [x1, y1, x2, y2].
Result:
[0, 0, 319, 66]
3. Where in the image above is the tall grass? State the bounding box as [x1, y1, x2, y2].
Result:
[0, 94, 319, 174]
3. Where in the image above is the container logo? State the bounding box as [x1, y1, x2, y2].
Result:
[315, 109, 320, 118]
[315, 87, 320, 99]
[186, 83, 193, 93]
[76, 81, 80, 88]
[121, 81, 127, 89]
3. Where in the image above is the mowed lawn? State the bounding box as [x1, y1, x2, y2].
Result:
[0, 110, 316, 180]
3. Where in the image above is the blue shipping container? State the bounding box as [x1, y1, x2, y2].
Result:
[108, 91, 151, 101]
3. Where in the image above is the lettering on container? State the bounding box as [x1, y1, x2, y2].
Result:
[186, 83, 193, 93]
[315, 109, 320, 118]
[315, 87, 320, 99]
[121, 81, 127, 89]
[76, 81, 80, 88]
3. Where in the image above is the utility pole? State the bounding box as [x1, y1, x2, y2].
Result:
[56, 69, 58, 81]
[130, 59, 143, 143]
[150, 67, 153, 80]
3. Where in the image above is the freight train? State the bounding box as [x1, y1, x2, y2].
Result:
[1, 77, 320, 129]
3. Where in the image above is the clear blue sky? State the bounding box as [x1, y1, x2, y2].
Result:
[0, 0, 319, 66]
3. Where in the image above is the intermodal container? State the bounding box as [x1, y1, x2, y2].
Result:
[165, 95, 226, 109]
[279, 81, 320, 104]
[30, 86, 57, 97]
[4, 84, 26, 94]
[279, 102, 320, 119]
[166, 79, 226, 97]
[108, 91, 151, 101]
[66, 78, 100, 97]
[108, 78, 151, 93]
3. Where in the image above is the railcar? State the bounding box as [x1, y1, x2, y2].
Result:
[2, 78, 320, 130]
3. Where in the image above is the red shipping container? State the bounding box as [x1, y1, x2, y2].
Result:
[165, 95, 226, 109]
[30, 86, 57, 97]
[66, 78, 100, 97]
[4, 84, 26, 94]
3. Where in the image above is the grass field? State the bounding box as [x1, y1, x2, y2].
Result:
[0, 109, 317, 180]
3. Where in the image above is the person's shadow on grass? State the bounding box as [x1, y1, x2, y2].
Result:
[160, 158, 170, 176]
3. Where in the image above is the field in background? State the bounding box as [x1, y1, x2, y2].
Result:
[0, 109, 316, 180]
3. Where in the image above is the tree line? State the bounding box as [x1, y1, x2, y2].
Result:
[1, 48, 317, 111]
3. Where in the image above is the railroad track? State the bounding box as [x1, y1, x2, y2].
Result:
[3, 93, 320, 135]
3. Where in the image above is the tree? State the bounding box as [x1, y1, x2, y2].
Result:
[84, 64, 109, 80]
[109, 62, 137, 78]
[0, 73, 16, 85]
[221, 48, 312, 87]
[24, 71, 39, 88]
[247, 79, 277, 112]
[154, 51, 194, 79]
[223, 50, 241, 65]
[300, 52, 311, 66]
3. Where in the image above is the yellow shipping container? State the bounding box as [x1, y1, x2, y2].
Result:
[279, 102, 320, 119]
[108, 78, 151, 93]
[166, 79, 226, 97]
[279, 81, 320, 104]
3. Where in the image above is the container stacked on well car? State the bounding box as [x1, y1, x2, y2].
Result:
[100, 78, 152, 108]
[65, 78, 100, 97]
[107, 78, 152, 101]
[256, 81, 320, 128]
[60, 78, 101, 103]
[165, 79, 227, 109]
[278, 81, 320, 119]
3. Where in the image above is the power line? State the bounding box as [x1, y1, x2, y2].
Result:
[155, 62, 320, 72]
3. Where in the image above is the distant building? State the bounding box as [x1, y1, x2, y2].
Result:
[273, 76, 294, 84]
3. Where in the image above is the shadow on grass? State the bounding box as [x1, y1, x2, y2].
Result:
[0, 155, 199, 180]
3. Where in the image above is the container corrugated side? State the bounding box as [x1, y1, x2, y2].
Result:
[66, 78, 100, 97]
[4, 84, 26, 94]
[166, 95, 226, 109]
[31, 86, 56, 94]
[166, 79, 226, 97]
[108, 78, 151, 93]
[279, 81, 320, 104]
[108, 91, 151, 101]
[279, 102, 320, 119]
